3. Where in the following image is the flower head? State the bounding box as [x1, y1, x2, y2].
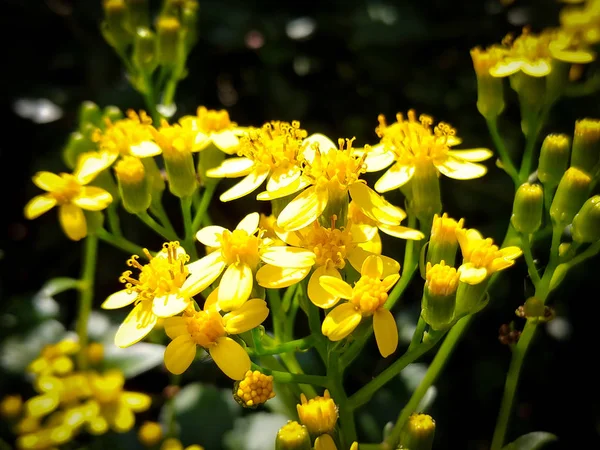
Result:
[319, 255, 400, 357]
[180, 105, 246, 153]
[296, 389, 338, 435]
[163, 289, 269, 379]
[24, 152, 113, 241]
[102, 242, 194, 348]
[234, 370, 275, 407]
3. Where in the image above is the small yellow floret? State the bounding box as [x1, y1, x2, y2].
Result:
[425, 261, 459, 297]
[296, 389, 338, 435]
[235, 370, 276, 407]
[431, 213, 464, 245]
[304, 221, 353, 269]
[114, 156, 146, 184]
[194, 106, 234, 132]
[138, 421, 163, 447]
[406, 413, 436, 437]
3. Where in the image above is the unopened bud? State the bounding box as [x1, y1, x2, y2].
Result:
[455, 277, 490, 317]
[233, 370, 276, 408]
[398, 413, 435, 450]
[157, 16, 183, 66]
[571, 118, 600, 174]
[103, 105, 124, 123]
[102, 0, 132, 49]
[427, 213, 464, 267]
[511, 183, 543, 234]
[550, 167, 591, 226]
[411, 160, 442, 225]
[422, 262, 458, 330]
[470, 46, 506, 120]
[138, 421, 163, 447]
[114, 156, 151, 213]
[572, 195, 600, 242]
[296, 390, 338, 435]
[133, 27, 157, 73]
[538, 134, 570, 189]
[79, 101, 103, 129]
[276, 421, 311, 450]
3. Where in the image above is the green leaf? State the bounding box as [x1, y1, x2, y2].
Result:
[502, 432, 558, 450]
[103, 341, 166, 379]
[223, 412, 289, 450]
[163, 382, 241, 450]
[37, 277, 81, 298]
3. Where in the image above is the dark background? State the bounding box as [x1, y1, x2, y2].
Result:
[1, 0, 598, 449]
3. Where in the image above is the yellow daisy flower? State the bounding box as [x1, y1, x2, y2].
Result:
[275, 134, 407, 231]
[319, 255, 400, 358]
[455, 227, 523, 284]
[180, 105, 247, 154]
[206, 120, 308, 202]
[369, 111, 493, 193]
[102, 242, 199, 348]
[256, 219, 400, 308]
[162, 289, 269, 379]
[559, 0, 600, 45]
[24, 151, 114, 241]
[297, 389, 338, 435]
[182, 212, 315, 311]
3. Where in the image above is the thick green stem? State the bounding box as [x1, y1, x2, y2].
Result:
[251, 362, 329, 388]
[180, 196, 198, 259]
[266, 289, 285, 342]
[486, 119, 520, 185]
[408, 316, 427, 352]
[76, 234, 99, 370]
[247, 336, 315, 356]
[97, 228, 146, 255]
[150, 199, 178, 239]
[328, 355, 357, 448]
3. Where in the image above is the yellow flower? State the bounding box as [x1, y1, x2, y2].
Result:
[102, 242, 196, 348]
[0, 394, 22, 419]
[256, 219, 399, 308]
[24, 152, 113, 241]
[314, 435, 359, 450]
[347, 200, 424, 241]
[370, 111, 493, 193]
[24, 373, 91, 420]
[319, 255, 400, 357]
[234, 370, 276, 407]
[160, 437, 205, 450]
[274, 134, 406, 231]
[86, 369, 151, 434]
[27, 339, 80, 377]
[560, 0, 600, 45]
[163, 289, 269, 379]
[276, 421, 311, 450]
[455, 228, 522, 284]
[296, 389, 338, 435]
[138, 421, 164, 447]
[207, 120, 308, 202]
[182, 212, 315, 311]
[16, 423, 75, 450]
[180, 105, 246, 154]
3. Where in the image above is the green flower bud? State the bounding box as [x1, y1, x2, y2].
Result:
[421, 262, 459, 330]
[572, 195, 600, 243]
[84, 210, 105, 236]
[162, 145, 198, 198]
[571, 118, 600, 174]
[455, 278, 490, 317]
[275, 421, 311, 450]
[470, 46, 506, 120]
[538, 134, 570, 189]
[157, 16, 183, 66]
[398, 413, 435, 450]
[101, 0, 132, 50]
[426, 213, 464, 267]
[550, 167, 591, 226]
[78, 101, 103, 129]
[182, 1, 199, 51]
[411, 159, 442, 226]
[114, 156, 151, 213]
[102, 105, 124, 123]
[511, 183, 543, 234]
[132, 27, 157, 73]
[63, 132, 95, 170]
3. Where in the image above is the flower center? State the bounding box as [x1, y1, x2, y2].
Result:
[504, 28, 551, 62]
[114, 156, 145, 184]
[152, 119, 196, 157]
[218, 229, 262, 268]
[119, 242, 189, 302]
[302, 222, 354, 269]
[350, 276, 388, 315]
[426, 263, 459, 296]
[93, 110, 153, 156]
[195, 106, 233, 133]
[239, 121, 306, 171]
[51, 174, 82, 204]
[185, 309, 227, 347]
[468, 238, 502, 268]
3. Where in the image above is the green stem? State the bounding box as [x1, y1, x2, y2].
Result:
[191, 184, 216, 233]
[142, 72, 161, 125]
[247, 336, 316, 356]
[136, 211, 178, 241]
[166, 374, 181, 438]
[408, 316, 427, 352]
[179, 196, 198, 259]
[266, 289, 285, 342]
[384, 316, 472, 448]
[150, 199, 178, 239]
[106, 203, 122, 237]
[162, 77, 179, 108]
[96, 228, 146, 255]
[76, 234, 98, 370]
[251, 362, 329, 388]
[518, 107, 549, 183]
[486, 119, 520, 185]
[563, 240, 600, 269]
[519, 233, 541, 288]
[328, 355, 357, 447]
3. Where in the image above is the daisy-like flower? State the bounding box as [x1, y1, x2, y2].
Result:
[179, 105, 247, 154]
[182, 212, 315, 311]
[102, 242, 199, 348]
[559, 0, 600, 45]
[206, 120, 308, 202]
[319, 255, 400, 358]
[24, 151, 114, 241]
[256, 218, 400, 308]
[162, 289, 269, 379]
[296, 389, 338, 435]
[369, 111, 493, 193]
[455, 227, 522, 284]
[275, 134, 407, 231]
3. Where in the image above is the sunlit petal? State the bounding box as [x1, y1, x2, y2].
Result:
[308, 266, 342, 309]
[374, 164, 415, 193]
[212, 130, 240, 152]
[489, 60, 523, 77]
[114, 302, 157, 348]
[319, 276, 353, 299]
[121, 392, 151, 412]
[378, 223, 425, 240]
[447, 148, 493, 162]
[32, 172, 65, 191]
[349, 182, 406, 225]
[219, 167, 270, 202]
[164, 335, 196, 375]
[163, 316, 188, 339]
[73, 187, 112, 211]
[218, 263, 253, 311]
[458, 263, 488, 285]
[180, 252, 226, 297]
[196, 226, 227, 247]
[206, 157, 254, 178]
[277, 187, 328, 231]
[210, 337, 250, 380]
[101, 289, 137, 310]
[347, 247, 400, 277]
[74, 151, 117, 185]
[236, 212, 260, 234]
[24, 194, 57, 219]
[373, 308, 398, 357]
[362, 144, 396, 172]
[260, 246, 316, 268]
[437, 158, 488, 180]
[361, 255, 383, 279]
[152, 294, 189, 318]
[256, 265, 311, 288]
[321, 303, 362, 341]
[521, 60, 552, 77]
[59, 204, 87, 241]
[223, 299, 269, 334]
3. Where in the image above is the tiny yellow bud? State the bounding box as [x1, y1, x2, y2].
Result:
[296, 390, 338, 435]
[572, 118, 600, 174]
[276, 421, 312, 450]
[511, 183, 544, 234]
[538, 134, 571, 189]
[572, 195, 600, 243]
[233, 370, 276, 408]
[399, 413, 435, 450]
[470, 46, 507, 120]
[114, 156, 152, 213]
[86, 342, 105, 365]
[161, 438, 184, 450]
[138, 421, 163, 447]
[550, 167, 591, 226]
[422, 262, 459, 330]
[0, 395, 22, 419]
[427, 213, 464, 267]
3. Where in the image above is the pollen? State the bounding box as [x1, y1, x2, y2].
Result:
[218, 229, 262, 268]
[114, 156, 146, 184]
[184, 309, 227, 347]
[350, 275, 389, 315]
[93, 110, 153, 156]
[296, 389, 338, 435]
[302, 222, 353, 269]
[234, 370, 275, 407]
[194, 106, 234, 133]
[425, 261, 459, 296]
[119, 242, 190, 302]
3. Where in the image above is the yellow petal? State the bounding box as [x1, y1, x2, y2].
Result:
[207, 157, 254, 178]
[489, 60, 523, 77]
[308, 266, 343, 309]
[219, 167, 270, 202]
[362, 144, 396, 172]
[59, 203, 87, 241]
[236, 212, 260, 234]
[164, 316, 189, 339]
[319, 276, 353, 300]
[381, 273, 401, 291]
[102, 289, 138, 309]
[373, 308, 398, 357]
[121, 392, 152, 412]
[266, 167, 302, 193]
[218, 263, 253, 311]
[152, 294, 189, 318]
[25, 394, 59, 418]
[277, 186, 328, 231]
[223, 299, 269, 334]
[521, 60, 552, 77]
[378, 223, 425, 240]
[195, 225, 227, 247]
[114, 302, 157, 348]
[551, 46, 596, 64]
[499, 246, 523, 260]
[358, 230, 382, 254]
[321, 303, 362, 341]
[210, 336, 251, 380]
[374, 164, 415, 193]
[130, 141, 162, 158]
[73, 186, 112, 211]
[257, 175, 310, 201]
[314, 434, 338, 450]
[260, 246, 316, 268]
[436, 158, 488, 180]
[107, 400, 135, 433]
[212, 130, 240, 152]
[256, 265, 311, 288]
[349, 182, 406, 225]
[302, 133, 337, 160]
[164, 335, 197, 375]
[458, 263, 488, 285]
[32, 172, 65, 191]
[361, 255, 383, 278]
[203, 287, 220, 310]
[180, 252, 226, 297]
[74, 151, 117, 185]
[448, 148, 493, 162]
[347, 247, 400, 277]
[24, 194, 57, 219]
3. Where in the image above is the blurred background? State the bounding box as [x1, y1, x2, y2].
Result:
[1, 0, 599, 449]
